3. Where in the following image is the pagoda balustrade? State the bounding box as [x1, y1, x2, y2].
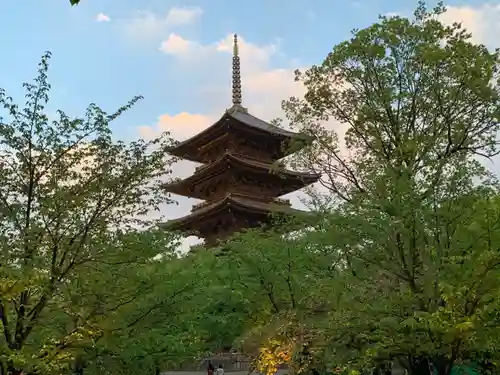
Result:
[190, 196, 291, 213]
[192, 153, 287, 174]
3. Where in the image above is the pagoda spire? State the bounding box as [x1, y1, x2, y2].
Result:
[230, 34, 246, 112]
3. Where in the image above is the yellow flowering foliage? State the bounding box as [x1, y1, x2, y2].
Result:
[256, 338, 292, 375]
[12, 325, 104, 374]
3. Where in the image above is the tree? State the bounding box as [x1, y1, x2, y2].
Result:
[311, 192, 500, 375]
[277, 2, 500, 375]
[80, 248, 220, 375]
[69, 0, 80, 5]
[285, 1, 500, 206]
[0, 51, 183, 375]
[216, 223, 341, 375]
[26, 228, 197, 375]
[219, 199, 500, 375]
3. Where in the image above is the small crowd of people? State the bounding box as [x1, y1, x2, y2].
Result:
[207, 362, 224, 375]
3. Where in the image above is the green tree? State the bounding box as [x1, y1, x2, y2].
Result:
[278, 2, 500, 375]
[285, 2, 499, 205]
[0, 52, 181, 375]
[311, 192, 500, 375]
[220, 200, 500, 375]
[216, 224, 340, 375]
[28, 228, 193, 375]
[80, 248, 220, 375]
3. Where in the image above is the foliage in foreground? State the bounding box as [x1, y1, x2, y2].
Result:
[81, 249, 220, 375]
[219, 192, 500, 375]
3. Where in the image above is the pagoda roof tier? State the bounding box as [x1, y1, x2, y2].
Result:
[162, 152, 321, 200]
[164, 193, 310, 236]
[167, 106, 312, 163]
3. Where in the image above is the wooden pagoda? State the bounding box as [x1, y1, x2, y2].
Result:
[162, 34, 321, 246]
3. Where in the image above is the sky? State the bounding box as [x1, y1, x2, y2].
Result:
[1, 0, 500, 249]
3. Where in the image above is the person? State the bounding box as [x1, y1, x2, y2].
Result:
[215, 364, 224, 375]
[207, 362, 215, 375]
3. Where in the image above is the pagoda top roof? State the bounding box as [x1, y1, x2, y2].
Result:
[165, 193, 312, 232]
[167, 106, 312, 163]
[166, 34, 313, 163]
[162, 152, 321, 199]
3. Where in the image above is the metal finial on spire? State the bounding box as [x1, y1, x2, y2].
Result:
[232, 33, 242, 106]
[233, 33, 239, 56]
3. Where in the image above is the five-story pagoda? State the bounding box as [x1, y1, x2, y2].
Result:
[163, 34, 321, 246]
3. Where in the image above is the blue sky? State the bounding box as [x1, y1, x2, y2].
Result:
[0, 0, 497, 141]
[1, 0, 499, 247]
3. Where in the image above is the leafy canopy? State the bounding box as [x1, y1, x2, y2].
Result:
[0, 51, 183, 375]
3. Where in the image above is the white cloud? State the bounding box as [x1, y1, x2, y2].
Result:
[381, 4, 500, 47]
[138, 112, 214, 141]
[158, 33, 279, 70]
[159, 33, 200, 56]
[124, 7, 203, 39]
[95, 13, 110, 22]
[439, 4, 500, 47]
